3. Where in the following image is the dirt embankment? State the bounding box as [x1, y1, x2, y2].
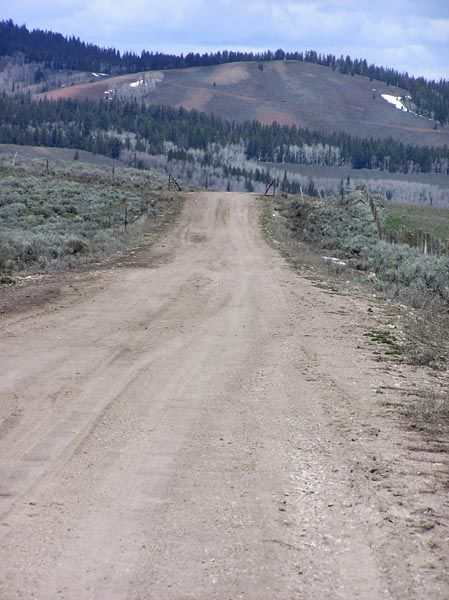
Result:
[0, 192, 448, 599]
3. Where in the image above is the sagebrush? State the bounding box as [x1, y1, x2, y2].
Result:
[0, 157, 180, 274]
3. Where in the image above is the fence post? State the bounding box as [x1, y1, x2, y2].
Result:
[264, 179, 275, 196]
[168, 174, 182, 191]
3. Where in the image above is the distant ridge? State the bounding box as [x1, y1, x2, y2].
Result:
[1, 19, 448, 124]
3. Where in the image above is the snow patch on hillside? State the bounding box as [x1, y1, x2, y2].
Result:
[129, 78, 162, 89]
[381, 93, 433, 120]
[381, 93, 410, 112]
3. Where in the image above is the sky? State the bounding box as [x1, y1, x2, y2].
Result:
[5, 0, 449, 79]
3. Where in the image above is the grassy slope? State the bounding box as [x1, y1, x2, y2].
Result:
[0, 144, 122, 168]
[385, 203, 449, 238]
[40, 61, 449, 147]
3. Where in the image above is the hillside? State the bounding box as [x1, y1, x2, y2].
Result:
[3, 19, 449, 125]
[41, 60, 449, 147]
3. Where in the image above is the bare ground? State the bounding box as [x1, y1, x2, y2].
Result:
[0, 192, 448, 599]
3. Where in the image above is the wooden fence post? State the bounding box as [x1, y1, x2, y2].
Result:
[168, 174, 182, 191]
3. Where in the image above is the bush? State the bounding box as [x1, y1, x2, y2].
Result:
[282, 192, 449, 303]
[289, 193, 378, 254]
[357, 242, 449, 302]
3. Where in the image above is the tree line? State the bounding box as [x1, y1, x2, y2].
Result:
[1, 94, 449, 175]
[1, 19, 448, 124]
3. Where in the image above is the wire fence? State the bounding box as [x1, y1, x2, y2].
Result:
[368, 196, 449, 256]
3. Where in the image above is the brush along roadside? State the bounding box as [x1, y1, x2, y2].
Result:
[263, 190, 449, 424]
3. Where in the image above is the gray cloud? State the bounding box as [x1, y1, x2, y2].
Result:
[6, 1, 449, 78]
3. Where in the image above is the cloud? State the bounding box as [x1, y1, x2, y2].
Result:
[269, 2, 358, 38]
[75, 0, 205, 30]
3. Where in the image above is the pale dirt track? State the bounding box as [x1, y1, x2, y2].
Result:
[0, 192, 448, 599]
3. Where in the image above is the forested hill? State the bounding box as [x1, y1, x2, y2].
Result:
[1, 95, 448, 175]
[1, 19, 449, 124]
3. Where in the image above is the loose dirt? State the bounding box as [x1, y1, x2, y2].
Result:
[0, 192, 448, 599]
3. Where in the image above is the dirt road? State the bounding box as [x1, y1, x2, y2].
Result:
[0, 192, 448, 599]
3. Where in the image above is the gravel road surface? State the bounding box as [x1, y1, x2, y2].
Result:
[0, 192, 448, 599]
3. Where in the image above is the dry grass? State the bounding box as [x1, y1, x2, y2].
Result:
[403, 391, 449, 424]
[206, 63, 249, 85]
[385, 202, 449, 238]
[402, 299, 449, 369]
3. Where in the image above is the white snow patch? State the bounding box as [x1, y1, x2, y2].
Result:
[92, 72, 100, 77]
[381, 93, 432, 119]
[130, 78, 162, 89]
[322, 256, 347, 267]
[381, 94, 409, 112]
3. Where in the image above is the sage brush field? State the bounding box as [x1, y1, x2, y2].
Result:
[0, 157, 179, 275]
[276, 191, 449, 304]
